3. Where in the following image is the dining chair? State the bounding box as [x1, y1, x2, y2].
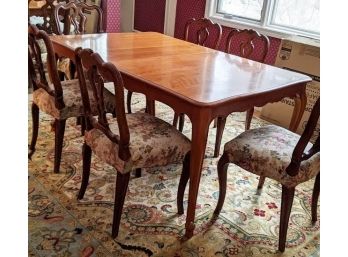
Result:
[212, 98, 320, 252]
[54, 0, 104, 35]
[126, 18, 222, 118]
[214, 28, 270, 157]
[29, 0, 62, 35]
[74, 47, 192, 238]
[170, 18, 223, 132]
[52, 0, 105, 80]
[28, 25, 116, 173]
[183, 17, 223, 48]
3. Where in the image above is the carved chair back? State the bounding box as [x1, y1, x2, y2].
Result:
[225, 28, 270, 63]
[29, 0, 63, 34]
[286, 98, 320, 176]
[184, 18, 222, 50]
[28, 24, 65, 109]
[75, 48, 131, 161]
[54, 0, 104, 35]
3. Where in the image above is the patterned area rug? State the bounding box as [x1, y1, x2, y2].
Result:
[28, 92, 320, 257]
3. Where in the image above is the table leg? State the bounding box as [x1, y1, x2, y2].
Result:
[289, 92, 307, 132]
[184, 115, 211, 239]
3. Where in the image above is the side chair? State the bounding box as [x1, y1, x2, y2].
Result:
[54, 0, 104, 35]
[29, 0, 69, 81]
[28, 25, 116, 173]
[74, 47, 192, 238]
[172, 18, 223, 132]
[213, 28, 270, 157]
[53, 0, 105, 80]
[213, 98, 320, 252]
[29, 0, 63, 35]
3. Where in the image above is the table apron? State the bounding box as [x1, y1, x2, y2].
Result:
[122, 74, 215, 123]
[211, 82, 306, 119]
[123, 74, 306, 122]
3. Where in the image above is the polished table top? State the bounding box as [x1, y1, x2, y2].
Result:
[50, 32, 311, 106]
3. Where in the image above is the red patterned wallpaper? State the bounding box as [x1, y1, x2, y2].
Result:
[105, 0, 121, 32]
[134, 0, 166, 33]
[174, 0, 281, 65]
[174, 0, 206, 39]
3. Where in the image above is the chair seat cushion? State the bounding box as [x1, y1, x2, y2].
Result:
[84, 113, 191, 173]
[57, 57, 72, 79]
[32, 80, 115, 119]
[224, 125, 320, 187]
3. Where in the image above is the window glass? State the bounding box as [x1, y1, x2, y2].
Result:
[217, 0, 264, 21]
[271, 0, 320, 34]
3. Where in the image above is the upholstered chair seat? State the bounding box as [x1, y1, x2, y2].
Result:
[33, 79, 116, 120]
[223, 125, 320, 188]
[75, 47, 192, 238]
[85, 113, 191, 173]
[208, 98, 320, 252]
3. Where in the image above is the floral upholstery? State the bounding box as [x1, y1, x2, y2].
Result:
[224, 125, 320, 187]
[57, 57, 72, 80]
[84, 113, 191, 173]
[32, 80, 116, 120]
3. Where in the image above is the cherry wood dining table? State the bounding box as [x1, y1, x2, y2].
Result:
[50, 32, 311, 239]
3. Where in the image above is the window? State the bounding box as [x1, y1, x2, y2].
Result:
[217, 0, 264, 21]
[206, 0, 320, 40]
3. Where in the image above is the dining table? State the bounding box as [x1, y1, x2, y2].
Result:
[50, 32, 311, 239]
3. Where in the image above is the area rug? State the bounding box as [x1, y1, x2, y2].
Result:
[28, 92, 320, 257]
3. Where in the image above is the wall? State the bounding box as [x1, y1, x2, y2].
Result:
[134, 0, 166, 33]
[105, 0, 121, 32]
[174, 0, 206, 39]
[120, 0, 134, 32]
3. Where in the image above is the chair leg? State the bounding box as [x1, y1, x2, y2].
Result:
[58, 70, 65, 81]
[177, 152, 191, 215]
[245, 108, 254, 131]
[278, 186, 295, 252]
[76, 116, 81, 125]
[127, 91, 133, 114]
[213, 116, 227, 158]
[53, 119, 66, 173]
[79, 116, 86, 136]
[69, 60, 76, 79]
[173, 112, 179, 128]
[213, 153, 230, 217]
[311, 173, 320, 223]
[178, 113, 185, 132]
[257, 176, 266, 191]
[77, 143, 92, 200]
[146, 99, 156, 116]
[29, 103, 39, 159]
[213, 118, 217, 128]
[135, 168, 142, 178]
[112, 172, 131, 238]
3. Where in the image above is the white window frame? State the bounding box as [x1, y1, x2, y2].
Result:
[205, 0, 320, 45]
